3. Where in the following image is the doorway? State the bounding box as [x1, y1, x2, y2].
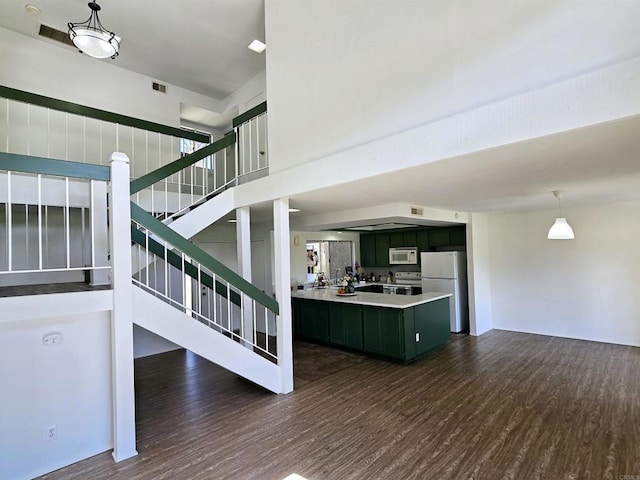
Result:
[305, 240, 353, 283]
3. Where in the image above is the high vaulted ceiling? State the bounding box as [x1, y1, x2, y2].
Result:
[0, 0, 266, 101]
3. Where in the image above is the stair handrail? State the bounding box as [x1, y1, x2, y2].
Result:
[0, 151, 110, 180]
[0, 85, 209, 143]
[130, 202, 279, 315]
[129, 133, 236, 194]
[232, 101, 267, 128]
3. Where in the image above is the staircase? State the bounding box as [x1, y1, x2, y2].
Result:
[0, 86, 291, 395]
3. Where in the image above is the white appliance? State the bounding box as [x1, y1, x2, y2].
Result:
[420, 251, 468, 333]
[389, 247, 418, 265]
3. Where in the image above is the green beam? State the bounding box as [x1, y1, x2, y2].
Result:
[0, 85, 210, 143]
[130, 133, 236, 194]
[232, 102, 267, 128]
[130, 202, 279, 315]
[0, 152, 110, 181]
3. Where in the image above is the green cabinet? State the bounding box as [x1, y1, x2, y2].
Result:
[361, 226, 466, 267]
[292, 297, 451, 363]
[416, 229, 430, 253]
[329, 303, 363, 350]
[428, 228, 450, 248]
[292, 298, 302, 337]
[413, 299, 451, 357]
[360, 233, 376, 267]
[375, 233, 390, 267]
[298, 300, 330, 343]
[389, 231, 404, 248]
[449, 226, 466, 246]
[362, 306, 404, 359]
[403, 230, 417, 247]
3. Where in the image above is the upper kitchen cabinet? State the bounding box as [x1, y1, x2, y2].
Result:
[375, 233, 390, 267]
[449, 226, 466, 246]
[359, 225, 466, 267]
[389, 231, 404, 248]
[403, 230, 417, 247]
[428, 228, 450, 248]
[360, 234, 376, 267]
[416, 229, 430, 252]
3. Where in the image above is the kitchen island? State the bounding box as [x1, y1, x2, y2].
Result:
[292, 289, 452, 363]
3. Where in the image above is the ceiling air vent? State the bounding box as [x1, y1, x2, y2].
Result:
[410, 207, 424, 216]
[152, 82, 167, 94]
[38, 24, 75, 48]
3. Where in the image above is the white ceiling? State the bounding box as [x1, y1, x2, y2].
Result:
[0, 0, 266, 101]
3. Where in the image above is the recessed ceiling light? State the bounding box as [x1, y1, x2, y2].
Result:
[289, 208, 301, 213]
[247, 39, 266, 54]
[25, 4, 41, 15]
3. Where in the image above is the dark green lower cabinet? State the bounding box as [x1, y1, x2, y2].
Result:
[362, 306, 404, 359]
[292, 297, 451, 363]
[329, 303, 363, 350]
[297, 300, 330, 343]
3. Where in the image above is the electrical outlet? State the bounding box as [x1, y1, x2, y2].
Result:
[415, 332, 420, 342]
[47, 425, 56, 440]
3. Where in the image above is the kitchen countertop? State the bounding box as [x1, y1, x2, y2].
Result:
[292, 288, 451, 309]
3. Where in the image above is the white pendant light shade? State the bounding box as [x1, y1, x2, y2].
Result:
[547, 217, 575, 240]
[547, 190, 575, 240]
[70, 27, 121, 59]
[68, 2, 121, 60]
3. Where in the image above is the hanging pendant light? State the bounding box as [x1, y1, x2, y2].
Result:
[547, 190, 575, 240]
[68, 2, 121, 59]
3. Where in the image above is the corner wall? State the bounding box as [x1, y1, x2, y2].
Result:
[0, 309, 113, 479]
[487, 200, 640, 347]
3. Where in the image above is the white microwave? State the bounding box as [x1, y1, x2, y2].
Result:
[389, 247, 418, 265]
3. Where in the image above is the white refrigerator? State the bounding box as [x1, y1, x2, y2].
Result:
[420, 251, 468, 333]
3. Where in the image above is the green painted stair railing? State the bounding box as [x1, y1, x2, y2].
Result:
[0, 152, 110, 181]
[1, 85, 279, 332]
[129, 133, 236, 194]
[0, 85, 209, 143]
[130, 202, 279, 315]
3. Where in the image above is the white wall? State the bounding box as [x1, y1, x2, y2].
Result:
[133, 325, 180, 359]
[467, 214, 493, 336]
[487, 200, 640, 347]
[0, 310, 113, 480]
[265, 0, 640, 173]
[222, 70, 267, 114]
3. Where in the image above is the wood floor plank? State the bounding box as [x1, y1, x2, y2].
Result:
[37, 330, 640, 480]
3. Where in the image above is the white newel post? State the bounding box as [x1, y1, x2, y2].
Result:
[273, 198, 294, 393]
[236, 206, 254, 346]
[108, 152, 138, 461]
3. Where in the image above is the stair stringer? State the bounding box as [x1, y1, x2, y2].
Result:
[167, 187, 236, 239]
[132, 286, 282, 394]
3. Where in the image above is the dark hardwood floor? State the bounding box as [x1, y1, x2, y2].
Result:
[39, 330, 640, 480]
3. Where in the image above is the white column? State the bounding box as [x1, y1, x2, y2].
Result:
[108, 152, 138, 461]
[273, 198, 293, 393]
[236, 206, 254, 345]
[467, 213, 493, 336]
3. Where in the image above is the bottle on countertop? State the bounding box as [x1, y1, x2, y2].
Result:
[371, 273, 376, 282]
